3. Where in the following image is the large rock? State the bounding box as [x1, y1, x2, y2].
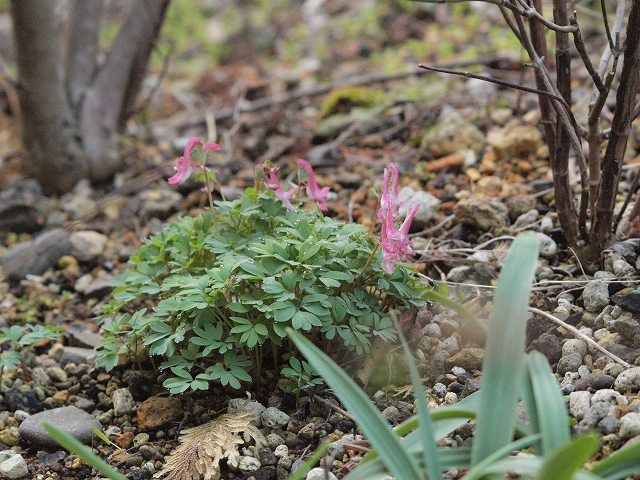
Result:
[19, 406, 102, 449]
[454, 197, 509, 230]
[1, 229, 70, 282]
[491, 123, 542, 158]
[137, 396, 183, 431]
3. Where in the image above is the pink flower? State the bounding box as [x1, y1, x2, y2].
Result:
[258, 163, 297, 211]
[377, 163, 419, 274]
[168, 136, 221, 185]
[296, 159, 331, 211]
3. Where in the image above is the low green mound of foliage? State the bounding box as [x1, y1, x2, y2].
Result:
[97, 186, 425, 393]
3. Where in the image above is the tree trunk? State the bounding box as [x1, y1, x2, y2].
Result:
[10, 0, 170, 194]
[10, 0, 86, 194]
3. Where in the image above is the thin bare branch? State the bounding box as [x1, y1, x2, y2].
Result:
[417, 64, 571, 109]
[613, 167, 640, 234]
[600, 0, 615, 51]
[530, 308, 631, 368]
[570, 13, 606, 93]
[592, 0, 627, 102]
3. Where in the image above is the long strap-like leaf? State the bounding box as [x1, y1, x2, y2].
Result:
[471, 232, 539, 464]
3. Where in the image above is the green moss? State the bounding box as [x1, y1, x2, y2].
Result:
[319, 86, 385, 119]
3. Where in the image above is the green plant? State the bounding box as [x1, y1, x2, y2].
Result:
[288, 232, 640, 479]
[43, 422, 126, 480]
[0, 324, 60, 383]
[97, 176, 425, 394]
[280, 357, 323, 395]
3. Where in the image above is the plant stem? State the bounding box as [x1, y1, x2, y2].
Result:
[201, 165, 215, 212]
[358, 243, 380, 283]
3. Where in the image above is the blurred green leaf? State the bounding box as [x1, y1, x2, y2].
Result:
[525, 351, 570, 454]
[287, 328, 423, 480]
[590, 440, 640, 479]
[534, 433, 599, 480]
[286, 442, 331, 480]
[43, 422, 126, 480]
[472, 232, 539, 465]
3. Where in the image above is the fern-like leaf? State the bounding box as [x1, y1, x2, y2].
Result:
[155, 410, 265, 480]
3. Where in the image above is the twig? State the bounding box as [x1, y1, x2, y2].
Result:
[313, 395, 356, 422]
[600, 0, 615, 50]
[148, 56, 513, 131]
[417, 64, 571, 110]
[570, 14, 606, 93]
[529, 308, 631, 368]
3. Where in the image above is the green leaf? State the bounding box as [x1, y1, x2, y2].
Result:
[590, 439, 640, 478]
[395, 316, 442, 480]
[525, 351, 570, 454]
[286, 442, 331, 480]
[287, 328, 423, 480]
[471, 232, 539, 465]
[534, 434, 600, 480]
[43, 422, 126, 480]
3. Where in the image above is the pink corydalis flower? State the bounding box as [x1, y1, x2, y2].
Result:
[296, 158, 331, 211]
[168, 136, 221, 185]
[257, 163, 297, 211]
[377, 163, 419, 274]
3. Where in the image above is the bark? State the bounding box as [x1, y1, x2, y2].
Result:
[10, 0, 86, 195]
[66, 0, 103, 111]
[80, 0, 170, 182]
[592, 0, 640, 249]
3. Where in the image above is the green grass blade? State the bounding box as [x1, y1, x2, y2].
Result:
[287, 328, 423, 480]
[346, 447, 472, 480]
[287, 442, 331, 480]
[464, 434, 541, 480]
[527, 351, 571, 454]
[484, 456, 602, 480]
[43, 422, 126, 480]
[590, 440, 640, 478]
[396, 320, 442, 480]
[471, 231, 539, 465]
[534, 433, 600, 480]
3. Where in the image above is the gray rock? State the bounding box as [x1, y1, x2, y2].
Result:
[19, 406, 102, 449]
[381, 406, 402, 424]
[46, 366, 67, 382]
[556, 353, 583, 375]
[530, 332, 562, 363]
[597, 415, 620, 435]
[261, 407, 290, 429]
[397, 187, 440, 227]
[603, 363, 625, 378]
[513, 209, 539, 228]
[74, 273, 114, 298]
[0, 454, 29, 479]
[69, 230, 108, 262]
[447, 266, 471, 283]
[577, 402, 615, 431]
[306, 467, 338, 480]
[112, 388, 134, 416]
[454, 197, 509, 231]
[60, 347, 96, 366]
[562, 339, 588, 357]
[573, 373, 615, 391]
[583, 281, 610, 313]
[620, 412, 640, 439]
[0, 179, 43, 234]
[138, 189, 182, 218]
[238, 455, 261, 471]
[615, 367, 640, 392]
[536, 232, 557, 257]
[1, 229, 70, 282]
[31, 367, 50, 386]
[569, 391, 591, 420]
[420, 110, 485, 158]
[228, 398, 266, 416]
[592, 389, 627, 405]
